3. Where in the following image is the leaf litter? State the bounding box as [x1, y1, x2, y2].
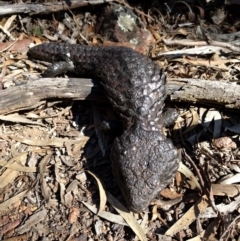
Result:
[1, 0, 240, 240]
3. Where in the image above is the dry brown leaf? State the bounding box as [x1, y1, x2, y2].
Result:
[30, 36, 43, 45]
[151, 205, 158, 222]
[178, 162, 201, 191]
[230, 163, 240, 172]
[66, 180, 81, 192]
[3, 70, 24, 81]
[81, 201, 127, 226]
[173, 57, 240, 70]
[199, 195, 240, 219]
[154, 197, 182, 212]
[0, 167, 19, 189]
[159, 46, 231, 57]
[213, 137, 237, 150]
[211, 53, 228, 69]
[218, 173, 240, 185]
[68, 207, 80, 223]
[160, 187, 183, 199]
[1, 234, 28, 241]
[39, 154, 52, 203]
[72, 141, 88, 155]
[187, 59, 228, 70]
[1, 59, 15, 68]
[0, 15, 16, 42]
[0, 156, 36, 173]
[148, 27, 162, 41]
[1, 219, 21, 234]
[150, 205, 169, 228]
[12, 200, 21, 209]
[15, 207, 47, 234]
[212, 184, 240, 197]
[64, 192, 73, 207]
[183, 108, 199, 135]
[11, 136, 89, 148]
[3, 15, 17, 31]
[0, 190, 29, 215]
[107, 192, 147, 241]
[75, 172, 87, 183]
[87, 171, 107, 214]
[165, 195, 209, 236]
[0, 152, 28, 188]
[0, 39, 32, 52]
[0, 114, 46, 127]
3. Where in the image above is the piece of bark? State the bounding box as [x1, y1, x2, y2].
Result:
[167, 78, 240, 109]
[0, 78, 105, 114]
[0, 77, 239, 115]
[0, 0, 114, 16]
[225, 0, 240, 4]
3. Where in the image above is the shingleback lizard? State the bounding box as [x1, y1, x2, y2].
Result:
[28, 43, 179, 213]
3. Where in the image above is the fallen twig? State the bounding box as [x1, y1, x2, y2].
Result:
[1, 0, 114, 16]
[0, 77, 240, 115]
[157, 45, 231, 57]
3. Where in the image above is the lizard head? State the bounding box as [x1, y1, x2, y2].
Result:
[111, 126, 179, 213]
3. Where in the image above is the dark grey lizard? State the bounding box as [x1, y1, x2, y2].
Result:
[28, 43, 179, 213]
